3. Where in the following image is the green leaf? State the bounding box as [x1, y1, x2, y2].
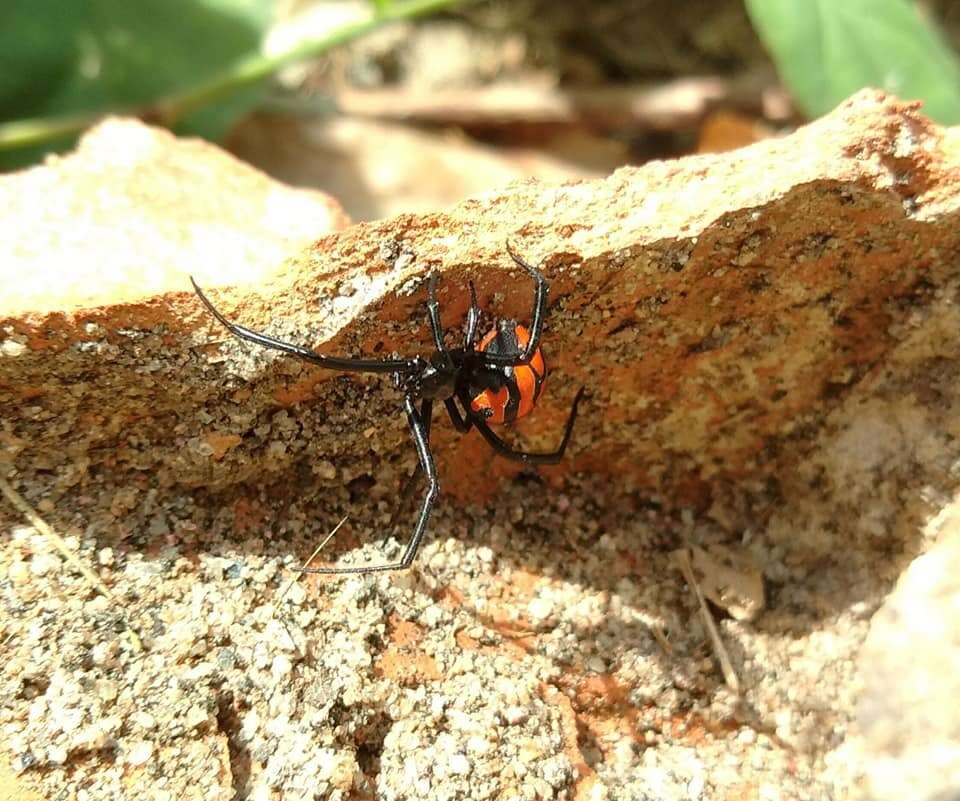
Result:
[0, 0, 272, 165]
[1, 0, 465, 168]
[0, 1, 88, 121]
[745, 0, 960, 124]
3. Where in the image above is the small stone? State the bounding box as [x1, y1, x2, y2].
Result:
[448, 753, 471, 775]
[527, 596, 554, 622]
[97, 547, 115, 566]
[126, 740, 154, 766]
[30, 552, 60, 577]
[586, 655, 606, 673]
[11, 751, 36, 773]
[96, 679, 118, 703]
[271, 655, 293, 679]
[503, 706, 528, 725]
[216, 648, 237, 670]
[315, 460, 337, 480]
[8, 560, 30, 585]
[419, 605, 443, 628]
[91, 640, 119, 667]
[71, 718, 117, 751]
[540, 755, 572, 789]
[11, 525, 34, 543]
[133, 711, 157, 731]
[285, 582, 307, 606]
[1, 339, 27, 357]
[85, 595, 109, 613]
[185, 705, 209, 729]
[46, 744, 68, 765]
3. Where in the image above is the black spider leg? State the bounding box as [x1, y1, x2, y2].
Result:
[426, 273, 453, 366]
[444, 397, 474, 433]
[299, 397, 438, 574]
[481, 242, 548, 367]
[380, 274, 473, 547]
[191, 277, 419, 375]
[463, 386, 586, 464]
[464, 281, 480, 349]
[384, 395, 435, 535]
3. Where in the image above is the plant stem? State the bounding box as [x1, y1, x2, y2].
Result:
[0, 0, 463, 151]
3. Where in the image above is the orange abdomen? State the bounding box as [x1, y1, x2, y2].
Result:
[470, 324, 546, 425]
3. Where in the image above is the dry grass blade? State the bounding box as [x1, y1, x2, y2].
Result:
[276, 514, 349, 652]
[0, 475, 143, 653]
[674, 547, 741, 693]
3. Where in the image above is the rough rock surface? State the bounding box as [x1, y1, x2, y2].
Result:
[841, 505, 960, 801]
[0, 117, 350, 318]
[2, 91, 960, 801]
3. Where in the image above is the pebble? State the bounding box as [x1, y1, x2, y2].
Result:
[527, 596, 554, 621]
[30, 552, 60, 577]
[285, 582, 307, 606]
[11, 751, 37, 773]
[96, 680, 118, 704]
[315, 460, 337, 480]
[8, 560, 30, 585]
[1, 339, 27, 357]
[586, 655, 607, 673]
[46, 744, 68, 765]
[448, 753, 471, 775]
[502, 706, 529, 725]
[271, 655, 293, 679]
[216, 648, 237, 670]
[185, 705, 209, 729]
[133, 711, 157, 731]
[91, 640, 119, 667]
[126, 740, 154, 766]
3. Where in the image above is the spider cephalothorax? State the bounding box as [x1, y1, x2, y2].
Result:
[191, 243, 584, 574]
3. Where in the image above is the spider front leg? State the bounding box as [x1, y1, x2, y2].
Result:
[464, 281, 480, 350]
[466, 386, 585, 464]
[298, 396, 439, 575]
[426, 273, 449, 357]
[482, 242, 548, 367]
[191, 278, 417, 375]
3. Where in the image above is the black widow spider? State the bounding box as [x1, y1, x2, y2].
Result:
[191, 243, 585, 574]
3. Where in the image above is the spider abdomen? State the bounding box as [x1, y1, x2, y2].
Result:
[470, 323, 546, 424]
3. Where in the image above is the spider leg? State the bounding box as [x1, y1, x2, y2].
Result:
[444, 397, 474, 433]
[384, 397, 433, 532]
[426, 273, 449, 357]
[481, 242, 548, 367]
[464, 281, 480, 350]
[388, 463, 423, 532]
[191, 278, 417, 375]
[298, 396, 438, 574]
[466, 386, 585, 464]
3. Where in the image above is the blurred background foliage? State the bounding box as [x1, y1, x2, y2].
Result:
[745, 0, 960, 123]
[1, 0, 958, 210]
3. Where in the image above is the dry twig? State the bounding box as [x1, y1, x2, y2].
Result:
[674, 547, 741, 693]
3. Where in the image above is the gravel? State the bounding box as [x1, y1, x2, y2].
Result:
[0, 456, 912, 801]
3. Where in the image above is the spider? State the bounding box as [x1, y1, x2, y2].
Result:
[191, 243, 585, 575]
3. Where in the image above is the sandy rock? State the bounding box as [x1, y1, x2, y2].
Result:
[850, 505, 960, 801]
[3, 90, 959, 515]
[0, 116, 349, 318]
